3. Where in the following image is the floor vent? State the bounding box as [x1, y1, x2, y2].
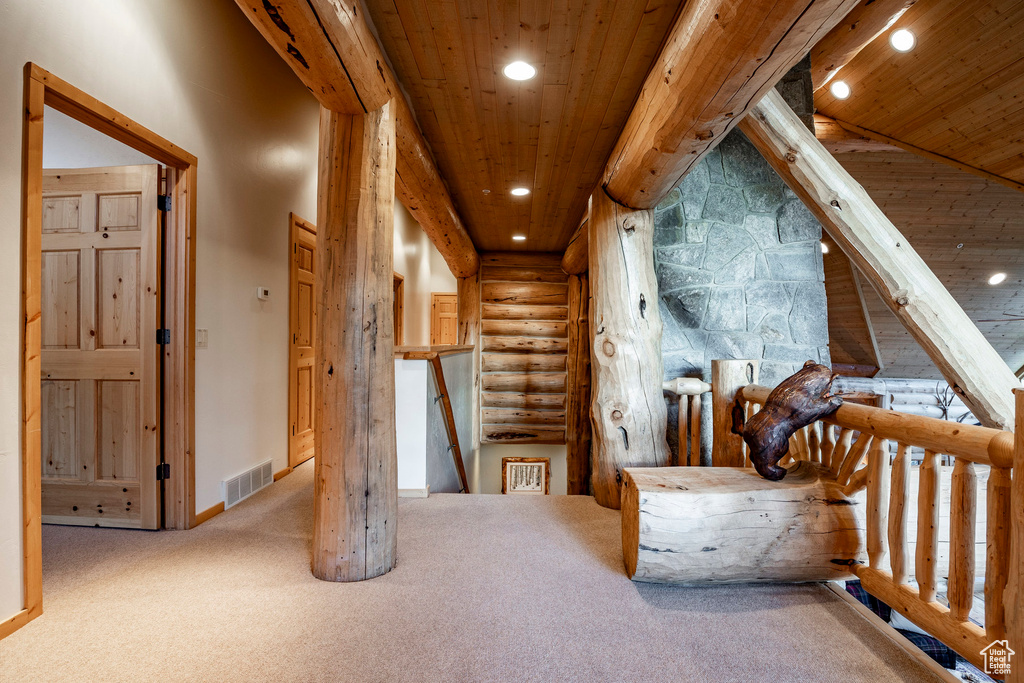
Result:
[223, 460, 274, 509]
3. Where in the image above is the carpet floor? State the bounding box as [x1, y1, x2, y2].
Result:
[1, 460, 941, 682]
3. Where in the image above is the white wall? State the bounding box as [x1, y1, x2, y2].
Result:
[0, 0, 321, 620]
[393, 202, 457, 346]
[43, 107, 159, 168]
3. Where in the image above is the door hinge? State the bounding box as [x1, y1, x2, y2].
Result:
[158, 194, 172, 212]
[157, 329, 171, 345]
[156, 463, 171, 481]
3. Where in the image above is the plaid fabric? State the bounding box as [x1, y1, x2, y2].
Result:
[845, 581, 958, 671]
[845, 581, 892, 622]
[896, 630, 958, 670]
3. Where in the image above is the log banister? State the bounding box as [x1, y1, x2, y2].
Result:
[739, 384, 1013, 467]
[733, 381, 1020, 671]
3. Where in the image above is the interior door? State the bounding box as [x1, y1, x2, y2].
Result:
[40, 165, 161, 529]
[430, 293, 458, 345]
[289, 213, 317, 468]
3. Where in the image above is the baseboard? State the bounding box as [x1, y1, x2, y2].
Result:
[274, 466, 293, 482]
[194, 501, 225, 526]
[399, 487, 429, 498]
[825, 582, 959, 683]
[0, 604, 41, 641]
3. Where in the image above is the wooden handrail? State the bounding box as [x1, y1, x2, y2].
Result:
[740, 384, 1013, 468]
[733, 382, 1020, 671]
[403, 351, 471, 494]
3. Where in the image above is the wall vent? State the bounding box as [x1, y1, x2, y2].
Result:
[223, 460, 274, 509]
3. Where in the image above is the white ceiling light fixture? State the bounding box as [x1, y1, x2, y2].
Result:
[510, 187, 531, 196]
[890, 28, 916, 52]
[989, 272, 1007, 286]
[503, 61, 536, 81]
[830, 80, 851, 100]
[512, 235, 527, 242]
[821, 243, 829, 254]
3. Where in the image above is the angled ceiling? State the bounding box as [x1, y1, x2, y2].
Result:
[364, 0, 684, 252]
[831, 150, 1024, 379]
[815, 0, 1024, 188]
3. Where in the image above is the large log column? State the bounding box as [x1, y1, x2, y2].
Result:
[566, 273, 592, 495]
[589, 189, 669, 509]
[313, 103, 397, 581]
[739, 90, 1019, 430]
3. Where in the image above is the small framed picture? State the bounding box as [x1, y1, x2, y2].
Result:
[501, 457, 550, 495]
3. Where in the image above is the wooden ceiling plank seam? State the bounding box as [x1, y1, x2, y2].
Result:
[516, 0, 552, 243]
[392, 0, 447, 80]
[530, 83, 570, 236]
[543, 0, 588, 86]
[831, 118, 1024, 193]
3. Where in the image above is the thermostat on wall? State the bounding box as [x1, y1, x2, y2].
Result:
[256, 287, 270, 301]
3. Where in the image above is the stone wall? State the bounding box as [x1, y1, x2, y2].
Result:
[655, 126, 828, 463]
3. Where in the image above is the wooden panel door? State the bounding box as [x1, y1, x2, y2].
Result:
[40, 165, 161, 529]
[430, 293, 458, 345]
[289, 214, 316, 467]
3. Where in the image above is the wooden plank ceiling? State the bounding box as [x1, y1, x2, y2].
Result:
[816, 0, 1024, 188]
[832, 150, 1024, 379]
[364, 0, 684, 252]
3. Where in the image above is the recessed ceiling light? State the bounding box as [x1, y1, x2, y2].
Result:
[989, 272, 1007, 285]
[503, 61, 536, 81]
[830, 80, 851, 100]
[820, 243, 829, 254]
[512, 235, 527, 242]
[482, 189, 491, 194]
[510, 187, 530, 196]
[890, 28, 916, 52]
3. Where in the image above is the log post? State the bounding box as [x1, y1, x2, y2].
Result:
[739, 89, 1019, 430]
[711, 360, 759, 467]
[589, 188, 668, 509]
[566, 273, 592, 495]
[457, 272, 481, 490]
[1007, 388, 1024, 682]
[313, 103, 398, 582]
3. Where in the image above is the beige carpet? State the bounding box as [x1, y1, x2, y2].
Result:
[1, 461, 940, 682]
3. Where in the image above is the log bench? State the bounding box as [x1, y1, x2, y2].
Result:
[621, 462, 867, 584]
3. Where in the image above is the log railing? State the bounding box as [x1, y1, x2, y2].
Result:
[663, 378, 711, 466]
[738, 383, 1019, 671]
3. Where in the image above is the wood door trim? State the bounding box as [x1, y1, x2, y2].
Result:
[393, 273, 404, 346]
[16, 63, 198, 639]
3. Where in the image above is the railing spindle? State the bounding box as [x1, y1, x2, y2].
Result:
[985, 465, 1011, 640]
[837, 433, 872, 487]
[678, 394, 689, 467]
[820, 423, 835, 467]
[888, 443, 911, 584]
[917, 449, 940, 603]
[830, 428, 854, 477]
[689, 395, 702, 467]
[948, 458, 977, 622]
[867, 437, 890, 569]
[808, 423, 821, 463]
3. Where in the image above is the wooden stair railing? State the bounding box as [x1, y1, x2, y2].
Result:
[738, 383, 1018, 672]
[663, 378, 711, 466]
[402, 347, 471, 493]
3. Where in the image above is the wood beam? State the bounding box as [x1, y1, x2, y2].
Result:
[739, 89, 1019, 430]
[566, 273, 592, 495]
[814, 114, 896, 154]
[1008, 389, 1024, 683]
[589, 189, 668, 509]
[602, 0, 859, 210]
[811, 0, 917, 90]
[313, 103, 397, 581]
[234, 0, 479, 277]
[560, 217, 589, 275]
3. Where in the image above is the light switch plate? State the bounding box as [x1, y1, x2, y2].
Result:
[196, 329, 208, 348]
